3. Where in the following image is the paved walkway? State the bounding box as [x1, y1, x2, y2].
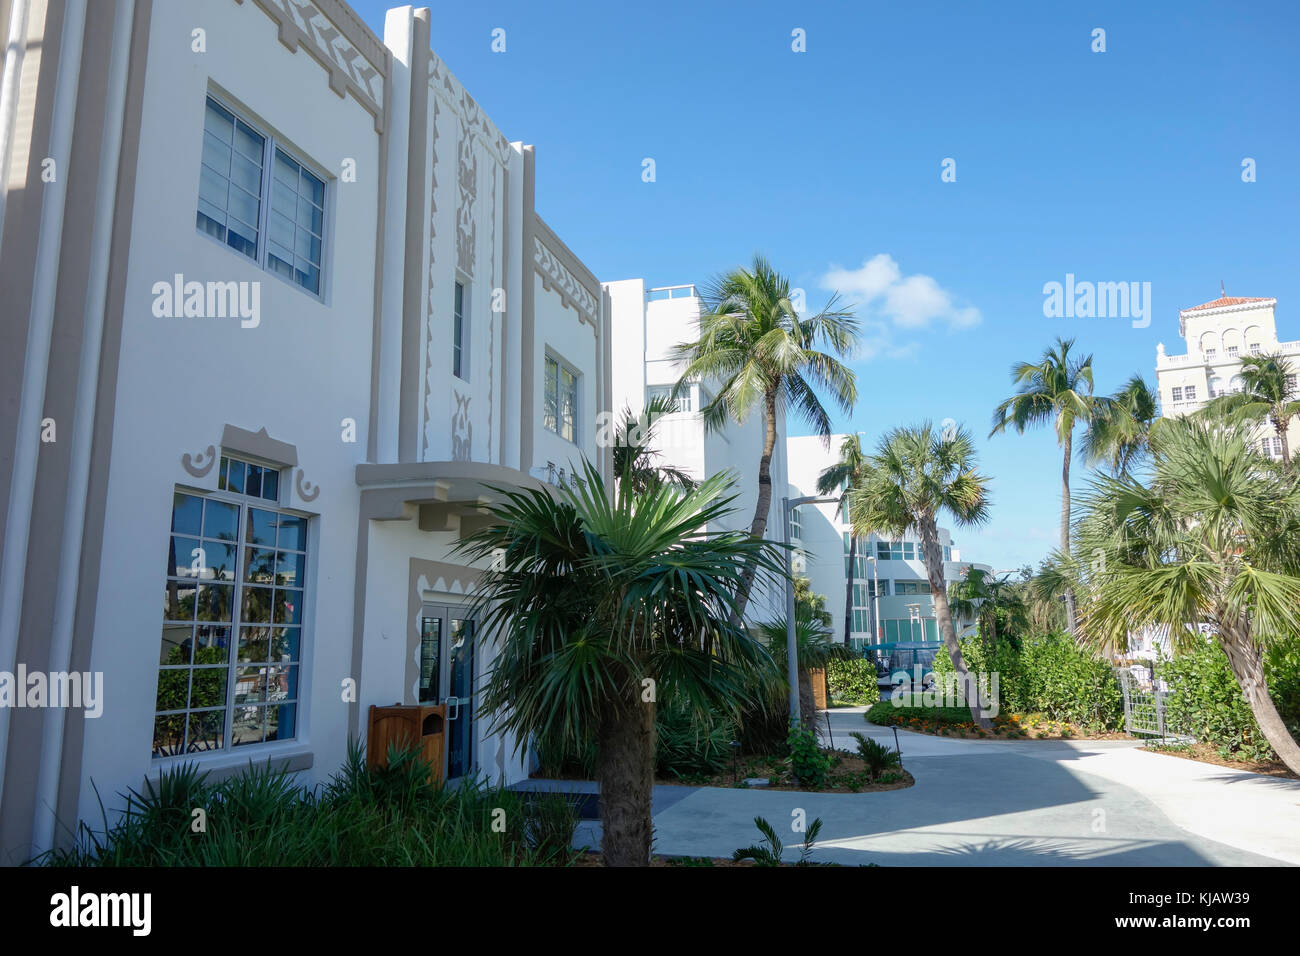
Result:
[531, 707, 1300, 866]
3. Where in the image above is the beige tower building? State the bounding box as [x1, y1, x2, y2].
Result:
[1154, 293, 1299, 460]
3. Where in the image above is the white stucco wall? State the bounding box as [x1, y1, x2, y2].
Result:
[79, 0, 379, 815]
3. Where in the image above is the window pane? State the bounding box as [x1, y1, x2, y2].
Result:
[238, 626, 271, 663]
[188, 710, 226, 752]
[225, 459, 246, 495]
[276, 514, 306, 551]
[244, 547, 276, 584]
[167, 535, 202, 578]
[194, 625, 231, 660]
[275, 550, 304, 586]
[245, 464, 263, 499]
[172, 493, 203, 535]
[543, 358, 558, 432]
[231, 707, 265, 747]
[203, 499, 239, 541]
[262, 468, 279, 502]
[245, 508, 277, 546]
[153, 715, 187, 758]
[274, 589, 303, 625]
[270, 626, 300, 662]
[196, 583, 233, 622]
[163, 581, 196, 621]
[241, 586, 273, 623]
[160, 624, 192, 665]
[265, 703, 296, 742]
[189, 667, 228, 709]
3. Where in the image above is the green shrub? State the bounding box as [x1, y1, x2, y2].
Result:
[655, 697, 736, 778]
[40, 740, 577, 867]
[786, 725, 830, 789]
[733, 814, 823, 866]
[826, 658, 881, 706]
[848, 732, 901, 779]
[1156, 639, 1300, 763]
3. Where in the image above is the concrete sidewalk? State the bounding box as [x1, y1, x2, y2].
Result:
[548, 706, 1300, 865]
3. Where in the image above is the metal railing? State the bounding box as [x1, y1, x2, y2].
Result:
[1116, 668, 1193, 745]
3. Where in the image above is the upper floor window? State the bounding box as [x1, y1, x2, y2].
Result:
[197, 95, 325, 296]
[156, 483, 308, 758]
[1249, 343, 1262, 356]
[1204, 348, 1217, 359]
[1226, 345, 1239, 357]
[876, 540, 915, 561]
[544, 354, 578, 443]
[1287, 373, 1297, 396]
[943, 545, 952, 562]
[453, 282, 467, 379]
[790, 506, 803, 542]
[646, 383, 695, 413]
[1171, 386, 1183, 402]
[1183, 384, 1196, 401]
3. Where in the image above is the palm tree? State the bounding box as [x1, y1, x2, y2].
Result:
[847, 423, 993, 728]
[1197, 351, 1300, 468]
[757, 609, 854, 732]
[458, 460, 785, 866]
[1074, 418, 1300, 773]
[610, 395, 697, 494]
[990, 336, 1095, 634]
[1083, 374, 1163, 475]
[673, 255, 858, 622]
[947, 567, 1026, 651]
[816, 433, 869, 646]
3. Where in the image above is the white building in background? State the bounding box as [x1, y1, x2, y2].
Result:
[606, 279, 789, 626]
[1155, 293, 1299, 460]
[0, 0, 609, 862]
[785, 435, 991, 649]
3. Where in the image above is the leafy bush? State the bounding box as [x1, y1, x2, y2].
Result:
[655, 697, 736, 779]
[786, 725, 831, 789]
[932, 631, 1121, 728]
[1155, 639, 1300, 763]
[826, 658, 881, 706]
[40, 739, 577, 867]
[849, 732, 901, 779]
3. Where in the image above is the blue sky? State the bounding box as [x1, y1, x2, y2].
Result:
[354, 0, 1300, 572]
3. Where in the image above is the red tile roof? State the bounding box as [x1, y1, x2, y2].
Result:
[1181, 296, 1272, 313]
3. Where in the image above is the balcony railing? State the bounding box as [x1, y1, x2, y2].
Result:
[646, 284, 698, 301]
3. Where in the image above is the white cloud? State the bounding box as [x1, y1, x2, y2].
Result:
[821, 254, 981, 332]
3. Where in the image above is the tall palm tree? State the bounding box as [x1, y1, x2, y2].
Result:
[1083, 374, 1163, 475]
[1197, 351, 1300, 469]
[947, 567, 1027, 651]
[990, 336, 1095, 634]
[673, 255, 858, 622]
[458, 460, 786, 866]
[847, 423, 993, 728]
[611, 395, 697, 495]
[816, 433, 869, 645]
[1075, 418, 1300, 773]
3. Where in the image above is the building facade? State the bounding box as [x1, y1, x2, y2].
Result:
[0, 0, 608, 862]
[1155, 294, 1299, 460]
[785, 434, 989, 649]
[606, 279, 790, 625]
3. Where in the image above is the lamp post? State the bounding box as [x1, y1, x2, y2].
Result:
[782, 493, 839, 727]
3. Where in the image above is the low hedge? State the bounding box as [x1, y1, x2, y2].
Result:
[931, 631, 1122, 728]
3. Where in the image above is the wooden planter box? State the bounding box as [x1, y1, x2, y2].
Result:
[367, 703, 447, 785]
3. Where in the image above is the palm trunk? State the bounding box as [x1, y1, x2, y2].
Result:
[920, 516, 991, 729]
[844, 533, 856, 645]
[732, 390, 778, 625]
[1060, 425, 1079, 636]
[596, 692, 656, 866]
[1219, 626, 1300, 775]
[798, 668, 818, 737]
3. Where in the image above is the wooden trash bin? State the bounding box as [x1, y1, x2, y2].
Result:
[367, 703, 447, 785]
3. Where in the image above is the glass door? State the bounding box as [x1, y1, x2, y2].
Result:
[417, 604, 477, 780]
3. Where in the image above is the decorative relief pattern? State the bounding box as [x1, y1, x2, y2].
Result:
[456, 119, 478, 278]
[421, 95, 441, 461]
[181, 445, 218, 478]
[250, 0, 385, 127]
[534, 237, 599, 324]
[295, 469, 320, 502]
[451, 391, 473, 462]
[427, 52, 511, 166]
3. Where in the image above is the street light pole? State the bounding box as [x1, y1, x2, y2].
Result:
[782, 493, 840, 727]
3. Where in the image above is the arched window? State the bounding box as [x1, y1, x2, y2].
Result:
[1199, 331, 1218, 357]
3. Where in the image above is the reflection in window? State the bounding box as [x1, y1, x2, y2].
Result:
[544, 354, 578, 443]
[155, 488, 307, 757]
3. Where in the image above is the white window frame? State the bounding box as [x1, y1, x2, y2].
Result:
[196, 91, 328, 301]
[544, 352, 580, 444]
[453, 279, 469, 380]
[156, 468, 312, 760]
